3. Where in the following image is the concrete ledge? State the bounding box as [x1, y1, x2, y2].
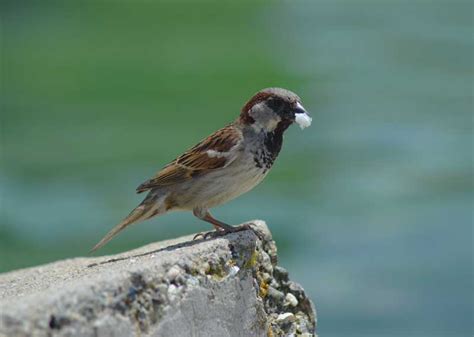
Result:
[0, 221, 316, 337]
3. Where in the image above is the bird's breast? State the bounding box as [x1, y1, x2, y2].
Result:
[173, 150, 268, 210]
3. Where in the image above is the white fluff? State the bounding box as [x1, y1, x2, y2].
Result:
[295, 112, 312, 129]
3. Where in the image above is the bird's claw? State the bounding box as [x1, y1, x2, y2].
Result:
[193, 232, 210, 240]
[193, 223, 264, 241]
[193, 230, 224, 240]
[237, 223, 265, 241]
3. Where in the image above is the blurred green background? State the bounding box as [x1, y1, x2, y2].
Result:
[1, 1, 472, 336]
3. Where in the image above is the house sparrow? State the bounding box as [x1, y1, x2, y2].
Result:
[91, 87, 311, 251]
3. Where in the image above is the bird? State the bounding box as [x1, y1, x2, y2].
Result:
[91, 87, 312, 252]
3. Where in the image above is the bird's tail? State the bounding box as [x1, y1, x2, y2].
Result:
[90, 192, 166, 252]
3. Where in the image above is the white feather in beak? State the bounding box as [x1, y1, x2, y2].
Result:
[294, 102, 312, 129]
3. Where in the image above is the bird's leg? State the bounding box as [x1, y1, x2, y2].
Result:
[193, 207, 240, 240]
[201, 211, 236, 232]
[207, 218, 263, 241]
[193, 208, 226, 230]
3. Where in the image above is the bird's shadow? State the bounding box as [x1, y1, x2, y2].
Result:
[86, 230, 240, 268]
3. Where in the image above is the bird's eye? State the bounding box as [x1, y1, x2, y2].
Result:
[267, 98, 284, 111]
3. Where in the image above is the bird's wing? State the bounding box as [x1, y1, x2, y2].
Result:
[136, 124, 242, 193]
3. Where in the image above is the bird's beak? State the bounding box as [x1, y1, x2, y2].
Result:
[294, 102, 312, 129]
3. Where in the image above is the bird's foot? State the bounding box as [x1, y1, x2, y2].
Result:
[234, 223, 265, 241]
[192, 223, 263, 241]
[192, 230, 223, 240]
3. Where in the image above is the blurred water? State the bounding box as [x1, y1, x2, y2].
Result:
[271, 2, 473, 336]
[1, 1, 472, 336]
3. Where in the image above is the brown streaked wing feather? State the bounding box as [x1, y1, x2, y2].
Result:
[136, 124, 242, 193]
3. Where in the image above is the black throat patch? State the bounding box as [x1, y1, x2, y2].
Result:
[253, 120, 292, 171]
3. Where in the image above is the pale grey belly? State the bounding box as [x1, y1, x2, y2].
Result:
[173, 159, 267, 210]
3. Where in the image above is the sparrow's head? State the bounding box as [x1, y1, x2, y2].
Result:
[239, 87, 312, 132]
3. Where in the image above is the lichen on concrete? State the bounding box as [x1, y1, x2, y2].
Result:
[247, 222, 316, 336]
[0, 220, 316, 337]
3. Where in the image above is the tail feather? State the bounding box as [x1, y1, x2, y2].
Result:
[90, 194, 162, 252]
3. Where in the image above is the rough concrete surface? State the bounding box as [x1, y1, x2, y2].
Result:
[0, 221, 316, 337]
